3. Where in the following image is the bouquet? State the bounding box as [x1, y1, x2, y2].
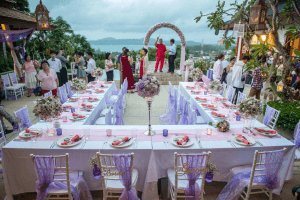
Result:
[216, 120, 230, 132]
[135, 77, 160, 98]
[88, 155, 98, 169]
[92, 67, 103, 77]
[33, 95, 63, 120]
[189, 68, 203, 81]
[70, 78, 86, 91]
[237, 97, 263, 118]
[208, 80, 223, 92]
[184, 59, 194, 66]
[207, 162, 220, 175]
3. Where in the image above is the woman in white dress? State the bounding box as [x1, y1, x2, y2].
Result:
[21, 54, 40, 97]
[226, 57, 236, 87]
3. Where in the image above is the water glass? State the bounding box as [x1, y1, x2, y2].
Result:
[243, 118, 250, 134]
[195, 129, 201, 142]
[85, 128, 90, 140]
[106, 129, 112, 137]
[63, 116, 68, 122]
[131, 128, 138, 140]
[163, 129, 168, 137]
[31, 134, 37, 142]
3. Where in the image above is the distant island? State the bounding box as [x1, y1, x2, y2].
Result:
[89, 37, 202, 46]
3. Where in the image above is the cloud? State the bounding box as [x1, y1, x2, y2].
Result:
[29, 0, 237, 43]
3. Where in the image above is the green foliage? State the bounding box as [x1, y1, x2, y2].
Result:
[263, 101, 300, 132]
[251, 39, 275, 58]
[186, 44, 226, 57]
[0, 54, 14, 73]
[96, 60, 105, 69]
[224, 36, 236, 50]
[13, 0, 30, 13]
[194, 60, 209, 71]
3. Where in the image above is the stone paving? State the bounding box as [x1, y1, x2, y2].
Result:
[0, 67, 298, 199]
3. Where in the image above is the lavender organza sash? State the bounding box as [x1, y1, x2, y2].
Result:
[263, 105, 276, 126]
[178, 99, 188, 125]
[16, 107, 33, 129]
[187, 108, 195, 125]
[237, 92, 246, 103]
[201, 75, 211, 86]
[59, 87, 67, 104]
[294, 121, 300, 148]
[65, 82, 75, 98]
[179, 95, 184, 115]
[217, 149, 285, 200]
[105, 95, 115, 106]
[219, 82, 226, 95]
[116, 95, 124, 125]
[107, 109, 112, 125]
[192, 103, 200, 116]
[181, 154, 207, 200]
[113, 154, 140, 200]
[228, 88, 235, 103]
[112, 89, 121, 96]
[208, 69, 213, 81]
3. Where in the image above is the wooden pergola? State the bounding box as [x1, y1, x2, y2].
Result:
[0, 0, 56, 77]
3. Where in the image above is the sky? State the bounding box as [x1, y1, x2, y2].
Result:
[28, 0, 238, 44]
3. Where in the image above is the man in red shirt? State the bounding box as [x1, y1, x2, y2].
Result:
[154, 37, 166, 72]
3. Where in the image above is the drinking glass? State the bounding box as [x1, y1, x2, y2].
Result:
[163, 129, 168, 137]
[195, 129, 201, 142]
[242, 117, 250, 134]
[85, 128, 90, 140]
[131, 128, 138, 147]
[31, 134, 37, 143]
[63, 116, 68, 122]
[106, 129, 112, 137]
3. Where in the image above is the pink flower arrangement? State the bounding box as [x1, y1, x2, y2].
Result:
[92, 68, 103, 77]
[135, 77, 160, 98]
[189, 68, 203, 81]
[33, 95, 63, 120]
[237, 97, 263, 118]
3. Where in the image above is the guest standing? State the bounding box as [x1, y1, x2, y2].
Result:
[140, 48, 149, 79]
[56, 49, 69, 86]
[117, 47, 126, 86]
[225, 57, 236, 88]
[85, 51, 96, 83]
[166, 39, 176, 74]
[48, 50, 62, 86]
[105, 53, 115, 81]
[35, 60, 59, 97]
[213, 53, 224, 81]
[75, 51, 87, 83]
[220, 58, 229, 83]
[154, 37, 167, 72]
[121, 48, 135, 92]
[21, 54, 39, 97]
[248, 62, 263, 100]
[232, 56, 250, 104]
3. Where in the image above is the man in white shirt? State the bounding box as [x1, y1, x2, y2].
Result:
[166, 39, 176, 74]
[213, 54, 224, 81]
[85, 51, 96, 83]
[231, 56, 250, 104]
[56, 49, 69, 86]
[48, 50, 62, 86]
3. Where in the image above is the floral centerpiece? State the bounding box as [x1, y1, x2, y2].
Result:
[208, 80, 223, 93]
[216, 120, 230, 132]
[70, 78, 86, 91]
[33, 95, 63, 121]
[88, 156, 101, 179]
[92, 67, 103, 77]
[135, 77, 160, 98]
[184, 59, 194, 67]
[205, 162, 220, 182]
[237, 97, 263, 118]
[189, 68, 203, 81]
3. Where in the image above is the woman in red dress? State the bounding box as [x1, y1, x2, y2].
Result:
[121, 48, 135, 92]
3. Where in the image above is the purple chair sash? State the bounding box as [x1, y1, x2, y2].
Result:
[201, 75, 211, 86]
[15, 107, 33, 129]
[105, 95, 115, 107]
[116, 95, 124, 125]
[44, 91, 52, 98]
[187, 108, 196, 125]
[113, 154, 140, 200]
[227, 87, 235, 103]
[58, 86, 67, 104]
[219, 82, 226, 96]
[237, 92, 246, 103]
[208, 69, 213, 81]
[263, 105, 276, 127]
[179, 95, 184, 115]
[178, 99, 188, 125]
[65, 82, 76, 98]
[112, 89, 121, 96]
[107, 109, 112, 125]
[181, 154, 207, 200]
[217, 149, 285, 200]
[294, 121, 300, 148]
[192, 102, 201, 116]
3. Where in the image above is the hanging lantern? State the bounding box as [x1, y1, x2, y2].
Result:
[252, 35, 258, 44]
[233, 22, 244, 37]
[249, 0, 268, 26]
[217, 37, 224, 46]
[35, 0, 50, 31]
[277, 81, 284, 92]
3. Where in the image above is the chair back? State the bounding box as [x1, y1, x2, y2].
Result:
[169, 81, 173, 95]
[115, 93, 124, 125]
[219, 82, 227, 96]
[14, 105, 33, 130]
[96, 153, 134, 199]
[187, 106, 196, 125]
[237, 91, 246, 103]
[227, 87, 236, 103]
[1, 74, 11, 88]
[208, 69, 213, 80]
[58, 86, 68, 104]
[65, 82, 75, 98]
[263, 105, 280, 129]
[201, 75, 211, 86]
[0, 122, 6, 160]
[70, 62, 76, 79]
[9, 72, 18, 85]
[44, 90, 53, 98]
[105, 108, 112, 125]
[30, 153, 72, 200]
[173, 152, 211, 199]
[248, 148, 286, 190]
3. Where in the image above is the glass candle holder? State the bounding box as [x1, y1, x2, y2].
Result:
[163, 129, 168, 137]
[63, 116, 68, 122]
[71, 107, 75, 113]
[106, 129, 112, 137]
[56, 128, 62, 136]
[204, 91, 207, 95]
[236, 115, 241, 121]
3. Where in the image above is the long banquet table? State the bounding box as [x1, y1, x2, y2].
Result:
[2, 81, 296, 200]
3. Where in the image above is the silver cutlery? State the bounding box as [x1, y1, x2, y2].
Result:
[164, 141, 168, 149]
[102, 142, 107, 149]
[227, 140, 236, 147]
[13, 139, 28, 142]
[198, 141, 202, 149]
[257, 141, 263, 146]
[134, 139, 138, 149]
[50, 141, 57, 148]
[80, 140, 86, 149]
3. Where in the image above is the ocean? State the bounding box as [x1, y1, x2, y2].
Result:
[91, 45, 156, 52]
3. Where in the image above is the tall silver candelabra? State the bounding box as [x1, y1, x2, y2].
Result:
[144, 97, 156, 136]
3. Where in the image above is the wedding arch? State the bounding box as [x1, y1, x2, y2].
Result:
[143, 22, 186, 74]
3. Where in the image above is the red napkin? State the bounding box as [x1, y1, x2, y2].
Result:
[101, 84, 105, 87]
[122, 137, 129, 142]
[72, 113, 78, 117]
[94, 98, 99, 100]
[81, 104, 86, 107]
[267, 130, 276, 134]
[235, 112, 240, 115]
[191, 87, 195, 89]
[223, 98, 227, 101]
[191, 90, 194, 93]
[211, 111, 218, 116]
[218, 114, 225, 117]
[88, 97, 93, 100]
[223, 103, 229, 107]
[208, 105, 214, 108]
[112, 141, 121, 145]
[201, 104, 207, 107]
[201, 98, 207, 101]
[231, 105, 237, 108]
[186, 86, 190, 88]
[25, 129, 30, 133]
[61, 141, 70, 145]
[200, 82, 204, 85]
[256, 128, 266, 132]
[79, 115, 85, 118]
[196, 97, 201, 100]
[195, 91, 200, 94]
[71, 135, 80, 142]
[100, 90, 104, 92]
[177, 136, 189, 145]
[87, 105, 93, 108]
[237, 134, 250, 145]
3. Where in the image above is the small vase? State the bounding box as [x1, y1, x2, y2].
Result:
[205, 171, 214, 182]
[93, 164, 101, 179]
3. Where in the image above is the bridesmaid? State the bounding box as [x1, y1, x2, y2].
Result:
[75, 51, 87, 83]
[121, 48, 135, 92]
[140, 48, 149, 79]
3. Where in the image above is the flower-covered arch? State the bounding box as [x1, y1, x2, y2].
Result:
[144, 22, 186, 73]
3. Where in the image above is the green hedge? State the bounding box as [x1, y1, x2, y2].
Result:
[263, 101, 300, 132]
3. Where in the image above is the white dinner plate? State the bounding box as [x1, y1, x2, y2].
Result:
[95, 91, 105, 94]
[69, 115, 87, 121]
[170, 136, 194, 148]
[195, 98, 208, 102]
[255, 128, 278, 137]
[87, 98, 100, 102]
[19, 129, 43, 139]
[57, 136, 83, 148]
[82, 105, 95, 110]
[232, 135, 256, 146]
[68, 98, 78, 102]
[109, 136, 133, 148]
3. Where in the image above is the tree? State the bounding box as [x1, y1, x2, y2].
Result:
[195, 0, 300, 102]
[13, 0, 30, 13]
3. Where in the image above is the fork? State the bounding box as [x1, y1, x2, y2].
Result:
[50, 141, 57, 148]
[198, 140, 202, 149]
[80, 140, 86, 149]
[257, 141, 263, 146]
[102, 142, 107, 149]
[164, 141, 168, 149]
[227, 140, 236, 147]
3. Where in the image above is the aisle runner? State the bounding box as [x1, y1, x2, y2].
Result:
[22, 128, 282, 142]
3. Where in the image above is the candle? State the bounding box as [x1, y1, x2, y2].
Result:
[207, 128, 212, 135]
[163, 129, 168, 137]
